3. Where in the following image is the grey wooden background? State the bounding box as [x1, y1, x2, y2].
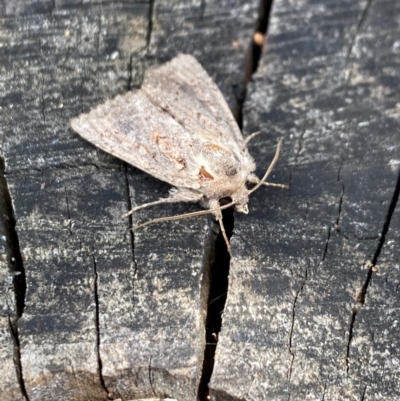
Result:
[0, 0, 399, 400]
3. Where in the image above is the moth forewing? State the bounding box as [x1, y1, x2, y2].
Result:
[71, 54, 283, 251]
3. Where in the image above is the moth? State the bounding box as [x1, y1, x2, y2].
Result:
[71, 54, 285, 252]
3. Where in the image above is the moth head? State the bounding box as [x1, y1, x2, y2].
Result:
[232, 186, 250, 214]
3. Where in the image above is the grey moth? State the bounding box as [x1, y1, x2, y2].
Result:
[71, 54, 284, 251]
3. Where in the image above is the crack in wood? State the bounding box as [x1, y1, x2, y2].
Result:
[346, 168, 400, 375]
[345, 0, 375, 70]
[346, 307, 358, 375]
[92, 254, 111, 399]
[124, 163, 138, 308]
[128, 55, 134, 90]
[287, 201, 310, 385]
[287, 269, 308, 383]
[236, 0, 275, 128]
[64, 186, 73, 236]
[245, 0, 274, 81]
[322, 184, 345, 261]
[198, 1, 279, 398]
[336, 135, 350, 183]
[8, 316, 30, 401]
[336, 184, 345, 227]
[321, 226, 332, 262]
[146, 0, 155, 51]
[40, 75, 47, 130]
[149, 356, 157, 397]
[321, 381, 327, 401]
[360, 385, 368, 400]
[199, 0, 206, 21]
[197, 211, 233, 401]
[0, 159, 26, 316]
[0, 157, 28, 399]
[96, 11, 102, 59]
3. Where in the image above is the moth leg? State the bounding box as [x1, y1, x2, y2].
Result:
[209, 200, 231, 253]
[247, 173, 289, 189]
[122, 198, 175, 219]
[244, 131, 261, 145]
[218, 217, 231, 254]
[132, 201, 235, 232]
[122, 188, 203, 219]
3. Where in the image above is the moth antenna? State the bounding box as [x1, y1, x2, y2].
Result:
[131, 201, 236, 231]
[261, 182, 289, 189]
[244, 130, 261, 145]
[247, 173, 288, 189]
[250, 138, 283, 194]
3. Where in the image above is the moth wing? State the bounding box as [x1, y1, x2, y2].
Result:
[71, 54, 254, 197]
[71, 90, 203, 190]
[142, 54, 245, 149]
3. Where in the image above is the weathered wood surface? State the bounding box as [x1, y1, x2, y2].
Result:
[1, 0, 399, 401]
[0, 0, 261, 400]
[210, 0, 400, 400]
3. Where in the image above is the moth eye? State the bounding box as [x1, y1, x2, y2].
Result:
[226, 166, 238, 176]
[199, 166, 214, 180]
